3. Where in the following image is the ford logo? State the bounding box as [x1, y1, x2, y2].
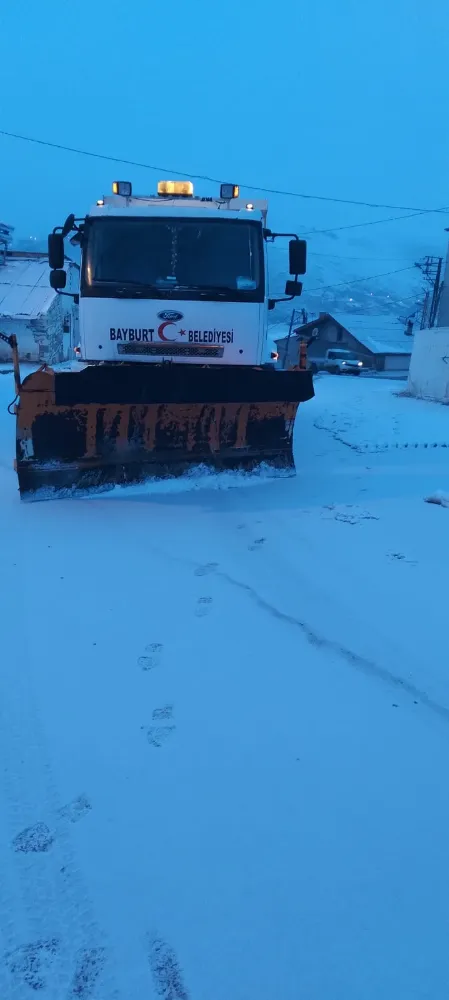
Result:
[157, 310, 184, 322]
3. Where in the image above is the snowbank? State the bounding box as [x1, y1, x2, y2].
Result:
[407, 326, 449, 403]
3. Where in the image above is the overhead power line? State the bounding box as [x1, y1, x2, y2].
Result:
[269, 244, 414, 262]
[302, 209, 438, 236]
[1, 128, 448, 217]
[306, 265, 416, 293]
[309, 252, 413, 261]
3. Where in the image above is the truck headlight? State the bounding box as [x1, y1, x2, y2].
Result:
[220, 184, 239, 199]
[112, 181, 132, 197]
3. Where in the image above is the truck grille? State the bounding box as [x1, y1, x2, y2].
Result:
[117, 343, 224, 358]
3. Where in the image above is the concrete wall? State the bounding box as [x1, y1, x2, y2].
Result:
[407, 326, 449, 403]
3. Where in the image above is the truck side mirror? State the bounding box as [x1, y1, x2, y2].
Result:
[62, 214, 76, 238]
[289, 239, 307, 276]
[50, 269, 67, 290]
[48, 233, 64, 270]
[285, 279, 303, 297]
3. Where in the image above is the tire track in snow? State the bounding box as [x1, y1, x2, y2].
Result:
[0, 637, 121, 998]
[217, 569, 449, 724]
[139, 541, 449, 722]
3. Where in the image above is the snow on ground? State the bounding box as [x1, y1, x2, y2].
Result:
[1, 370, 449, 999]
[314, 372, 449, 450]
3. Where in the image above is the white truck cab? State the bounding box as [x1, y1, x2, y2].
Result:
[49, 180, 307, 368]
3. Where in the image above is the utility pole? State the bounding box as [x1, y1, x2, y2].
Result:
[415, 256, 443, 328]
[282, 308, 298, 370]
[429, 257, 443, 326]
[281, 307, 310, 369]
[419, 289, 430, 330]
[434, 237, 449, 327]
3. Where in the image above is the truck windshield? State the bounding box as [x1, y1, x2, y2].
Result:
[82, 217, 264, 302]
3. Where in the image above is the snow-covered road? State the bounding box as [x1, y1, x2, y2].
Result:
[1, 371, 449, 999]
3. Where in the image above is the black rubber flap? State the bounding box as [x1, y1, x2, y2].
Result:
[53, 364, 314, 406]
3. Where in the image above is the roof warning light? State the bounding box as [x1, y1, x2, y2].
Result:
[157, 181, 194, 197]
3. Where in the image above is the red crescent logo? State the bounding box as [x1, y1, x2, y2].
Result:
[158, 320, 177, 342]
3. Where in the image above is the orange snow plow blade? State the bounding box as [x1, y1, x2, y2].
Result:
[14, 363, 314, 501]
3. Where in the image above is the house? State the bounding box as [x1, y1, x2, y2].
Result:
[0, 250, 79, 364]
[273, 312, 413, 372]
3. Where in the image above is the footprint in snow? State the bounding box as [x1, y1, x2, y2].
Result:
[12, 795, 92, 854]
[142, 707, 175, 747]
[152, 705, 174, 721]
[58, 793, 92, 825]
[194, 562, 219, 577]
[5, 939, 59, 992]
[138, 642, 163, 671]
[248, 537, 266, 551]
[144, 725, 176, 748]
[388, 552, 417, 566]
[148, 935, 190, 1000]
[69, 947, 107, 999]
[195, 596, 213, 617]
[12, 822, 55, 854]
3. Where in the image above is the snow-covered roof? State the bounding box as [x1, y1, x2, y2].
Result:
[268, 322, 292, 342]
[0, 254, 57, 319]
[333, 313, 413, 355]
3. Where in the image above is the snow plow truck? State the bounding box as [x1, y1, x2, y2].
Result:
[4, 180, 314, 500]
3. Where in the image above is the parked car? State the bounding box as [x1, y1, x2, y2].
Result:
[311, 349, 364, 376]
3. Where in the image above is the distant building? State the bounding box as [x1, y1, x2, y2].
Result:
[273, 312, 413, 373]
[0, 250, 79, 363]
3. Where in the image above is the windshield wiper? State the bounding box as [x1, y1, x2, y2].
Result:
[165, 284, 236, 297]
[99, 282, 169, 298]
[93, 280, 247, 298]
[173, 283, 232, 291]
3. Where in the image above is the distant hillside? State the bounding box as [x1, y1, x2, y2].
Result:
[266, 195, 447, 325]
[13, 236, 48, 254]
